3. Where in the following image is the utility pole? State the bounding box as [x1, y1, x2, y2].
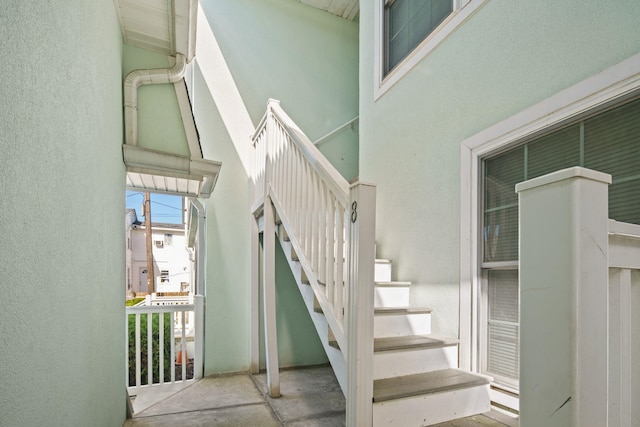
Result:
[144, 192, 155, 294]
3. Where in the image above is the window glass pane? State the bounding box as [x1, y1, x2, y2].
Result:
[484, 147, 523, 262]
[609, 179, 640, 224]
[385, 0, 452, 74]
[487, 270, 519, 382]
[585, 98, 640, 225]
[527, 124, 580, 180]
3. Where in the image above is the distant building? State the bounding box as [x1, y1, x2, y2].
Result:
[125, 211, 191, 295]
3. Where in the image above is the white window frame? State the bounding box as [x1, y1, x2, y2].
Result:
[374, 0, 486, 100]
[459, 52, 640, 408]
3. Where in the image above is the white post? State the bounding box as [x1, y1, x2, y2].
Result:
[194, 295, 204, 380]
[262, 197, 280, 397]
[345, 182, 376, 427]
[250, 214, 260, 374]
[516, 167, 611, 427]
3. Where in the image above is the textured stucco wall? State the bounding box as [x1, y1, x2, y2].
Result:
[200, 0, 360, 181]
[194, 0, 359, 373]
[0, 1, 126, 425]
[358, 0, 640, 337]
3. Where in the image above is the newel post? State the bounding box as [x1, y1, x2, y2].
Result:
[346, 182, 376, 426]
[516, 167, 611, 427]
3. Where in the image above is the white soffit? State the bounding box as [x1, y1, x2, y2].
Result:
[300, 0, 359, 20]
[115, 0, 196, 61]
[124, 145, 221, 198]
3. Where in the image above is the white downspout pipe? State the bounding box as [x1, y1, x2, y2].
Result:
[124, 53, 187, 146]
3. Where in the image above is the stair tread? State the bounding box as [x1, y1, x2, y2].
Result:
[374, 335, 457, 352]
[374, 307, 432, 315]
[373, 369, 490, 403]
[374, 281, 411, 287]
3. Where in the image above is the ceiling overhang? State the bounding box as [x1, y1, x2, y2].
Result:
[300, 0, 359, 20]
[115, 0, 197, 61]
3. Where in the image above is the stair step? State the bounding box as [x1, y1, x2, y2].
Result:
[374, 307, 432, 338]
[373, 369, 490, 402]
[374, 282, 410, 308]
[374, 281, 411, 287]
[372, 370, 491, 427]
[375, 259, 392, 282]
[374, 335, 456, 352]
[373, 335, 458, 380]
[374, 307, 431, 315]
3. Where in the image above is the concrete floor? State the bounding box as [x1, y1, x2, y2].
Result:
[123, 365, 518, 427]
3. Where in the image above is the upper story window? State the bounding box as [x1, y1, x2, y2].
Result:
[375, 0, 486, 99]
[384, 0, 453, 75]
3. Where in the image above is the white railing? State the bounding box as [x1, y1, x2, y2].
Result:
[126, 295, 204, 396]
[251, 99, 376, 424]
[607, 220, 640, 427]
[517, 167, 638, 427]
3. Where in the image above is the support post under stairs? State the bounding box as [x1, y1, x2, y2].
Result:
[250, 213, 260, 374]
[263, 196, 280, 397]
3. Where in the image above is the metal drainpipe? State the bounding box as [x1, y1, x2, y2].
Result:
[123, 53, 187, 146]
[189, 198, 206, 297]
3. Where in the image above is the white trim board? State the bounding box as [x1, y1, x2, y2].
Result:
[373, 0, 487, 101]
[458, 52, 640, 378]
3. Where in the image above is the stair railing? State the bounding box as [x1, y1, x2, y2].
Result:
[251, 99, 375, 425]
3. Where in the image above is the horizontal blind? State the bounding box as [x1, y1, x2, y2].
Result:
[584, 99, 640, 225]
[487, 270, 519, 381]
[527, 124, 580, 180]
[483, 97, 640, 264]
[483, 147, 523, 262]
[385, 0, 453, 74]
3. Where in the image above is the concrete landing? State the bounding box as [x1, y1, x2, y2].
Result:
[123, 365, 518, 426]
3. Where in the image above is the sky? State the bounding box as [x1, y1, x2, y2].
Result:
[126, 191, 184, 224]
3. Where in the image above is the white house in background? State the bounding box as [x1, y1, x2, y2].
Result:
[126, 216, 192, 294]
[125, 209, 140, 293]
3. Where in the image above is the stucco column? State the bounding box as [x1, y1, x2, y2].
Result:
[516, 167, 611, 427]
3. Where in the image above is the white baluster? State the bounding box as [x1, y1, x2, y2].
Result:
[135, 313, 141, 389]
[159, 311, 164, 383]
[147, 312, 153, 385]
[326, 193, 335, 302]
[335, 202, 344, 325]
[317, 181, 327, 285]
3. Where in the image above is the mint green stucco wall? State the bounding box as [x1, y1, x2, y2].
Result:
[200, 0, 360, 181]
[0, 1, 126, 426]
[358, 0, 640, 337]
[122, 45, 190, 157]
[195, 0, 359, 374]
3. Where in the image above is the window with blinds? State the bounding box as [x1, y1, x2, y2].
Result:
[384, 0, 453, 75]
[481, 96, 640, 388]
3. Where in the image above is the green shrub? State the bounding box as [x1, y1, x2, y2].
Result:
[126, 298, 146, 307]
[128, 312, 172, 386]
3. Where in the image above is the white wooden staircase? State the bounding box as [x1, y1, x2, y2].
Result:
[251, 99, 491, 426]
[280, 231, 491, 425]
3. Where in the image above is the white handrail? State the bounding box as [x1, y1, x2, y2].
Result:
[253, 100, 350, 204]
